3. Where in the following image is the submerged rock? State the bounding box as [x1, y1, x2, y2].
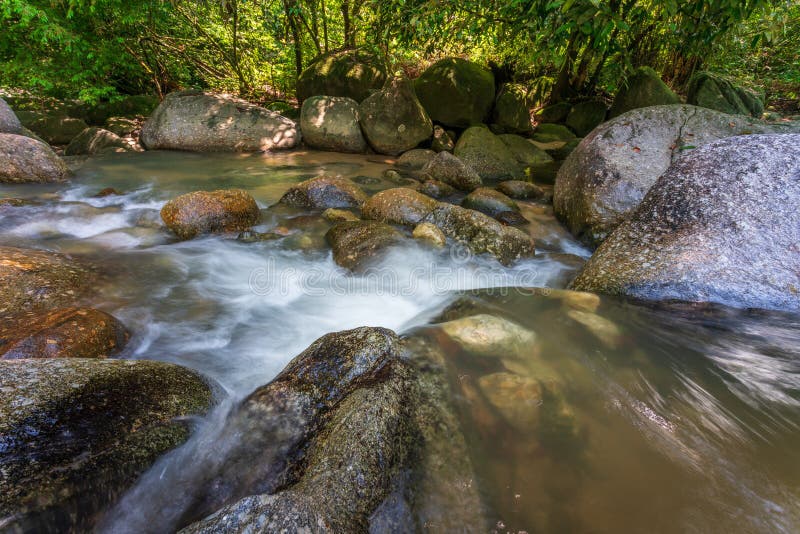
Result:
[421, 151, 482, 192]
[141, 91, 299, 152]
[64, 127, 131, 156]
[497, 180, 544, 200]
[362, 187, 438, 226]
[0, 133, 70, 183]
[438, 314, 537, 358]
[608, 66, 680, 118]
[454, 126, 522, 181]
[478, 372, 547, 432]
[0, 358, 214, 533]
[296, 49, 388, 103]
[0, 97, 22, 134]
[0, 307, 128, 359]
[326, 221, 405, 270]
[414, 58, 495, 128]
[280, 175, 368, 209]
[161, 189, 261, 240]
[299, 96, 367, 153]
[359, 77, 433, 156]
[461, 187, 519, 218]
[553, 105, 789, 247]
[572, 134, 800, 312]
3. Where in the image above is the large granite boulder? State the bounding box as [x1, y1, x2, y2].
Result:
[414, 58, 495, 128]
[64, 127, 131, 156]
[141, 91, 299, 152]
[161, 189, 261, 240]
[454, 126, 522, 181]
[299, 95, 367, 153]
[359, 77, 432, 155]
[572, 134, 800, 312]
[608, 67, 680, 118]
[297, 49, 388, 103]
[553, 105, 791, 247]
[0, 133, 70, 183]
[27, 115, 89, 144]
[279, 175, 367, 209]
[421, 151, 482, 192]
[362, 187, 438, 226]
[0, 358, 214, 532]
[687, 71, 763, 118]
[491, 83, 532, 134]
[0, 97, 22, 134]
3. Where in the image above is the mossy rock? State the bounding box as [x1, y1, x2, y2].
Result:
[297, 49, 388, 103]
[359, 77, 433, 155]
[414, 58, 495, 128]
[565, 100, 607, 137]
[453, 126, 522, 181]
[161, 189, 261, 240]
[491, 83, 532, 134]
[0, 133, 70, 183]
[687, 71, 764, 118]
[532, 123, 577, 143]
[537, 102, 572, 124]
[608, 66, 680, 118]
[362, 187, 438, 226]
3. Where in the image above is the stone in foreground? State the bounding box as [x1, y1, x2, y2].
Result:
[279, 175, 368, 209]
[572, 134, 800, 312]
[0, 133, 70, 183]
[161, 189, 260, 240]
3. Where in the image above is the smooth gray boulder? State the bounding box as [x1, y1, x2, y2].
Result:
[454, 126, 522, 181]
[414, 58, 495, 128]
[299, 96, 366, 153]
[553, 104, 793, 247]
[0, 133, 70, 183]
[571, 134, 800, 312]
[0, 97, 22, 134]
[141, 91, 299, 152]
[359, 77, 432, 156]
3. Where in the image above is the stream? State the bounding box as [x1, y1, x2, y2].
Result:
[1, 150, 798, 533]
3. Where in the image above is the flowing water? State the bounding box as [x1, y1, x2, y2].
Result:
[1, 150, 798, 533]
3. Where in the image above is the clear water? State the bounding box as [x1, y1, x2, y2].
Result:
[1, 150, 798, 533]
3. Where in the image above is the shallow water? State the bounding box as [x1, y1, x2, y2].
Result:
[1, 150, 798, 532]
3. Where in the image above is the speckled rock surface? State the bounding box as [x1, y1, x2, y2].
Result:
[396, 148, 436, 169]
[461, 187, 519, 217]
[0, 97, 22, 134]
[359, 77, 433, 156]
[498, 134, 554, 169]
[279, 175, 368, 209]
[141, 91, 299, 152]
[418, 178, 456, 199]
[0, 358, 214, 532]
[326, 221, 405, 270]
[497, 180, 544, 200]
[0, 133, 70, 183]
[0, 307, 129, 359]
[412, 221, 447, 247]
[362, 187, 438, 226]
[454, 126, 522, 181]
[553, 105, 793, 247]
[571, 134, 800, 312]
[421, 151, 482, 192]
[161, 189, 260, 240]
[64, 127, 131, 156]
[299, 96, 367, 153]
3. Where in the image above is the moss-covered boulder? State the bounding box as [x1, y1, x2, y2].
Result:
[531, 123, 576, 143]
[491, 83, 532, 134]
[461, 187, 519, 218]
[414, 58, 495, 128]
[608, 66, 680, 118]
[141, 91, 299, 152]
[326, 221, 406, 271]
[0, 358, 214, 532]
[299, 95, 367, 153]
[454, 126, 522, 181]
[359, 77, 433, 156]
[0, 133, 70, 183]
[421, 151, 482, 192]
[27, 115, 89, 144]
[0, 307, 128, 360]
[497, 180, 545, 200]
[64, 127, 131, 156]
[362, 187, 438, 226]
[161, 189, 261, 240]
[687, 71, 764, 118]
[0, 97, 22, 134]
[279, 175, 368, 209]
[565, 100, 607, 137]
[498, 133, 554, 169]
[297, 49, 388, 103]
[536, 101, 572, 124]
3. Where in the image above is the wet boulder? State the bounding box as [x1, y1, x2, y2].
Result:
[414, 58, 495, 128]
[64, 127, 131, 156]
[431, 125, 455, 152]
[418, 178, 456, 199]
[362, 187, 438, 226]
[461, 187, 520, 218]
[396, 148, 436, 169]
[0, 97, 22, 134]
[359, 77, 433, 156]
[497, 180, 544, 200]
[27, 115, 89, 144]
[608, 66, 680, 118]
[279, 175, 368, 209]
[0, 307, 129, 360]
[491, 83, 532, 134]
[687, 71, 763, 118]
[141, 91, 299, 152]
[553, 105, 790, 247]
[161, 189, 261, 240]
[565, 100, 607, 137]
[0, 133, 70, 183]
[296, 49, 388, 103]
[498, 133, 554, 169]
[322, 207, 360, 223]
[454, 126, 522, 181]
[412, 222, 447, 247]
[572, 134, 800, 312]
[0, 358, 214, 533]
[326, 221, 405, 270]
[299, 96, 367, 153]
[421, 151, 482, 192]
[423, 203, 534, 264]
